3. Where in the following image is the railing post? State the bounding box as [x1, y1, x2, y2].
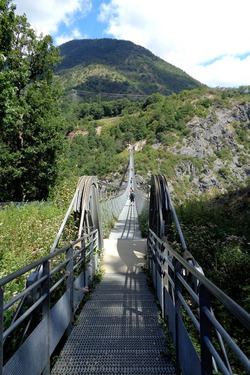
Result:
[0, 288, 3, 375]
[88, 234, 92, 282]
[42, 260, 50, 375]
[147, 235, 151, 273]
[160, 242, 165, 316]
[94, 230, 99, 274]
[81, 238, 86, 286]
[152, 235, 157, 289]
[92, 232, 97, 277]
[199, 284, 212, 375]
[89, 232, 94, 281]
[174, 259, 182, 375]
[155, 238, 160, 292]
[66, 245, 74, 334]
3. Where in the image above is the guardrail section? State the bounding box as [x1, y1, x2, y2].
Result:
[148, 229, 250, 375]
[0, 230, 99, 375]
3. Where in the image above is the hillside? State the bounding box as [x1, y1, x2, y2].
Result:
[61, 87, 250, 202]
[56, 38, 203, 98]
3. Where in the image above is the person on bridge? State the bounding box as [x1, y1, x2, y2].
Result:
[129, 189, 135, 206]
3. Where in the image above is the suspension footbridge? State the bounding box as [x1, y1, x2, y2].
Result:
[0, 149, 249, 375]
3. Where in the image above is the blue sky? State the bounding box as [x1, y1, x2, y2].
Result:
[14, 0, 250, 88]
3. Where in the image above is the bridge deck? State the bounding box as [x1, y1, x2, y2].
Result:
[51, 201, 175, 375]
[108, 199, 142, 240]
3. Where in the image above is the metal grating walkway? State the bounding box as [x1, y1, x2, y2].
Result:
[51, 272, 175, 375]
[51, 198, 175, 374]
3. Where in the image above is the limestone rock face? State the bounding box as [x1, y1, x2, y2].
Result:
[135, 102, 250, 198]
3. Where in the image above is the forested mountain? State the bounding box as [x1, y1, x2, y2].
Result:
[56, 38, 204, 98]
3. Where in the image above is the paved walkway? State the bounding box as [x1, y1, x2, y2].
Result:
[109, 199, 142, 240]
[51, 201, 175, 375]
[103, 200, 145, 274]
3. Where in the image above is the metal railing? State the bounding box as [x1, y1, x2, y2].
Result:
[0, 152, 137, 375]
[0, 230, 99, 375]
[147, 174, 250, 375]
[99, 148, 141, 236]
[100, 186, 129, 237]
[148, 229, 250, 375]
[129, 149, 149, 218]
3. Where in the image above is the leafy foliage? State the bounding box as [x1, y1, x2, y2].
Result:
[173, 187, 250, 371]
[0, 1, 65, 201]
[175, 187, 250, 308]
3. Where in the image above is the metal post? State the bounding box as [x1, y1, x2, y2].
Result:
[152, 239, 156, 290]
[92, 232, 96, 276]
[174, 259, 182, 375]
[147, 236, 151, 273]
[199, 284, 212, 375]
[94, 230, 98, 274]
[42, 260, 50, 375]
[81, 238, 86, 287]
[0, 288, 3, 375]
[160, 242, 165, 316]
[66, 245, 74, 335]
[90, 232, 94, 281]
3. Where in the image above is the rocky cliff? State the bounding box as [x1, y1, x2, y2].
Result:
[137, 101, 250, 199]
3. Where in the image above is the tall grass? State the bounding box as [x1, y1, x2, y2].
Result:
[0, 175, 78, 278]
[0, 203, 64, 278]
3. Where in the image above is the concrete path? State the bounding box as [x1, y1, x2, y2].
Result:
[103, 239, 146, 274]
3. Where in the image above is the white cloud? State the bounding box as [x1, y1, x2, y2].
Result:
[15, 0, 92, 35]
[13, 0, 250, 86]
[55, 28, 87, 46]
[191, 55, 250, 88]
[99, 0, 250, 86]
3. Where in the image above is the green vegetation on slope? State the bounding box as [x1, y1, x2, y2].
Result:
[56, 38, 203, 97]
[173, 187, 250, 372]
[0, 175, 78, 280]
[176, 187, 250, 309]
[60, 87, 250, 199]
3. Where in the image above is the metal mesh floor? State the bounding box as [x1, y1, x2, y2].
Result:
[51, 273, 175, 375]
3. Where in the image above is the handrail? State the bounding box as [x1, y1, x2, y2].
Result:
[162, 177, 187, 250]
[0, 229, 99, 375]
[0, 233, 93, 288]
[149, 228, 250, 331]
[0, 154, 135, 374]
[148, 227, 250, 375]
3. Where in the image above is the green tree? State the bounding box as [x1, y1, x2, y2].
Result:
[89, 102, 104, 120]
[120, 114, 133, 133]
[87, 127, 98, 149]
[0, 1, 64, 201]
[0, 0, 15, 58]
